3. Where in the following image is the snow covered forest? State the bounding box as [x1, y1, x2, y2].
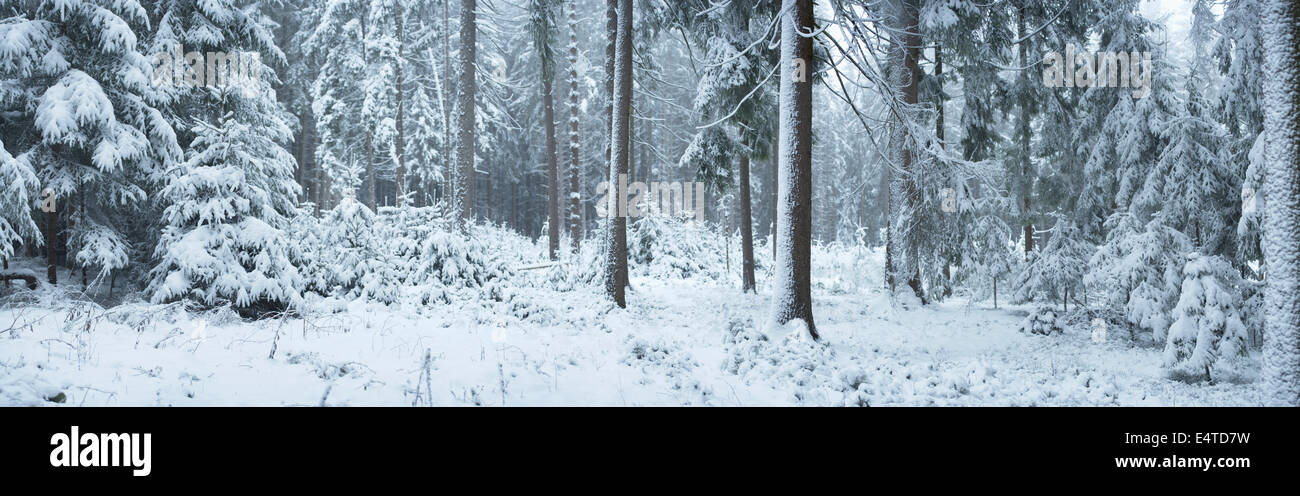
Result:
[0, 0, 1297, 407]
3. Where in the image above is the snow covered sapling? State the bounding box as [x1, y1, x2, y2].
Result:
[150, 114, 303, 315]
[1087, 216, 1192, 341]
[1163, 253, 1249, 381]
[1013, 220, 1092, 311]
[1020, 306, 1064, 336]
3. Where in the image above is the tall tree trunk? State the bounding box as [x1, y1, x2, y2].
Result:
[395, 6, 407, 206]
[603, 0, 632, 308]
[771, 0, 816, 338]
[458, 0, 477, 224]
[739, 141, 756, 293]
[296, 112, 307, 204]
[1017, 6, 1034, 257]
[545, 75, 560, 260]
[568, 0, 582, 251]
[771, 124, 778, 261]
[362, 15, 376, 211]
[936, 44, 952, 299]
[604, 0, 616, 183]
[900, 0, 925, 302]
[1261, 0, 1300, 406]
[628, 103, 635, 184]
[443, 0, 454, 207]
[45, 196, 55, 285]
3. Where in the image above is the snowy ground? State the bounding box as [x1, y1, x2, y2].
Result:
[0, 249, 1261, 406]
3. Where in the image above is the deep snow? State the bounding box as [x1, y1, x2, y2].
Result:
[0, 248, 1261, 406]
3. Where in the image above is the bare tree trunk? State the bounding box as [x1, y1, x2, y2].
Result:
[604, 0, 616, 183]
[395, 6, 407, 206]
[936, 44, 951, 298]
[296, 112, 307, 204]
[603, 0, 632, 308]
[739, 138, 756, 293]
[458, 0, 477, 224]
[362, 15, 376, 211]
[545, 74, 560, 260]
[771, 0, 816, 338]
[1017, 6, 1034, 257]
[771, 125, 778, 261]
[1261, 0, 1300, 406]
[900, 0, 925, 303]
[567, 0, 582, 251]
[45, 199, 55, 285]
[443, 0, 454, 207]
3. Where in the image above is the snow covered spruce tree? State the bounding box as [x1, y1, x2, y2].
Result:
[1088, 216, 1192, 341]
[145, 0, 303, 314]
[1163, 253, 1250, 381]
[1259, 0, 1300, 406]
[0, 140, 40, 272]
[769, 0, 816, 338]
[1014, 219, 1091, 312]
[149, 107, 303, 315]
[0, 0, 181, 287]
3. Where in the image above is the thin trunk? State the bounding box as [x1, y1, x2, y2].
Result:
[937, 45, 952, 299]
[1017, 6, 1034, 257]
[603, 0, 632, 308]
[395, 6, 406, 206]
[739, 145, 756, 293]
[79, 187, 85, 290]
[771, 126, 778, 261]
[458, 0, 477, 224]
[1261, 0, 1300, 406]
[545, 74, 559, 260]
[628, 104, 635, 185]
[444, 0, 453, 207]
[45, 200, 55, 285]
[363, 15, 376, 211]
[296, 112, 306, 204]
[771, 0, 817, 338]
[568, 0, 582, 251]
[993, 277, 998, 309]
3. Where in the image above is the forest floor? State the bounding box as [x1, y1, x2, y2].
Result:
[0, 250, 1261, 406]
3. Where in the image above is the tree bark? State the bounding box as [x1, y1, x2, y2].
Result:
[771, 0, 816, 338]
[900, 0, 925, 302]
[395, 5, 406, 206]
[771, 124, 778, 261]
[604, 0, 616, 183]
[443, 0, 454, 207]
[1261, 0, 1300, 406]
[545, 74, 560, 260]
[458, 0, 477, 224]
[568, 0, 582, 251]
[45, 200, 55, 285]
[739, 139, 756, 293]
[603, 0, 633, 308]
[362, 14, 376, 211]
[1017, 6, 1034, 257]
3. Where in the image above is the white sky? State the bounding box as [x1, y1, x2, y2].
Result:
[1142, 0, 1194, 57]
